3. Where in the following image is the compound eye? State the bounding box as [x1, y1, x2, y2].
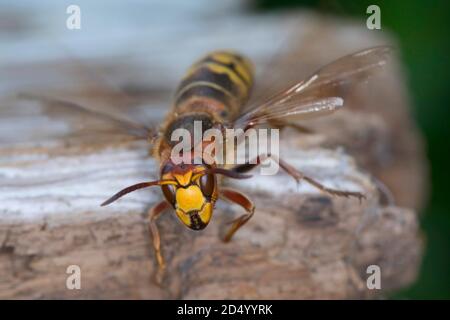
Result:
[161, 163, 174, 175]
[161, 184, 176, 207]
[199, 174, 215, 197]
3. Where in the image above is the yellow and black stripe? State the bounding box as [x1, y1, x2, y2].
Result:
[174, 50, 254, 119]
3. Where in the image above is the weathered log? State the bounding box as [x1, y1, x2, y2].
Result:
[0, 140, 422, 299]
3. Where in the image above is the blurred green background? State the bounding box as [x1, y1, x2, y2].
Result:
[256, 0, 450, 299]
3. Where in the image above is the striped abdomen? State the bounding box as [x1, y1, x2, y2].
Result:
[174, 50, 254, 120]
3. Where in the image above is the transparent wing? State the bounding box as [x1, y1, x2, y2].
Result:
[233, 46, 392, 129]
[16, 92, 156, 140]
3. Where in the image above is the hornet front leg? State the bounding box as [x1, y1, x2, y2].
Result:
[219, 188, 255, 242]
[148, 200, 170, 284]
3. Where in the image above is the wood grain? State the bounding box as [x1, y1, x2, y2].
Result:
[0, 139, 422, 299]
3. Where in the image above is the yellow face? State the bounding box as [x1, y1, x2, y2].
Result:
[161, 165, 216, 230]
[174, 185, 213, 230]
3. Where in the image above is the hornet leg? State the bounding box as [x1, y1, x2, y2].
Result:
[231, 154, 365, 200]
[220, 188, 255, 242]
[268, 118, 314, 134]
[147, 200, 170, 284]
